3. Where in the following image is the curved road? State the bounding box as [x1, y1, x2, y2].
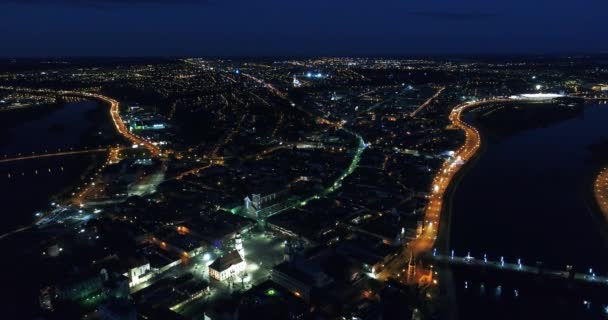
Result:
[0, 86, 161, 157]
[411, 98, 510, 255]
[0, 87, 161, 240]
[594, 167, 608, 223]
[83, 92, 161, 157]
[379, 98, 510, 282]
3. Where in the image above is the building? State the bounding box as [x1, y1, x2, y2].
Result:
[236, 281, 308, 320]
[101, 270, 131, 300]
[208, 251, 246, 281]
[39, 287, 56, 311]
[58, 273, 103, 302]
[234, 233, 244, 257]
[335, 238, 399, 277]
[243, 191, 288, 220]
[133, 274, 208, 314]
[271, 262, 314, 303]
[271, 249, 333, 304]
[125, 255, 151, 287]
[56, 269, 130, 305]
[293, 76, 302, 88]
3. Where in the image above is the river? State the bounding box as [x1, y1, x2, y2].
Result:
[0, 99, 113, 235]
[446, 101, 608, 319]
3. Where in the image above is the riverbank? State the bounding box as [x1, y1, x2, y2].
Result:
[586, 111, 608, 238]
[435, 118, 488, 253]
[0, 98, 119, 236]
[584, 163, 608, 249]
[445, 100, 608, 272]
[434, 99, 579, 254]
[433, 105, 491, 320]
[435, 100, 608, 320]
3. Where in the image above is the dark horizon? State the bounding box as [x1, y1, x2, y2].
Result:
[3, 52, 608, 60]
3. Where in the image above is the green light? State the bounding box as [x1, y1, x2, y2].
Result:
[266, 289, 277, 296]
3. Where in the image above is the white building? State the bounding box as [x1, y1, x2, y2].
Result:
[208, 251, 246, 282]
[293, 76, 302, 88]
[125, 256, 151, 287]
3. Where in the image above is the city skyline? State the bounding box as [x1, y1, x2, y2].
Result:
[1, 2, 608, 319]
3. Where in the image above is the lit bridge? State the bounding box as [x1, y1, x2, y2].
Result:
[429, 251, 608, 286]
[0, 147, 124, 164]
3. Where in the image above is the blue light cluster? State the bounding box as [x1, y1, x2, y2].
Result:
[305, 72, 325, 79]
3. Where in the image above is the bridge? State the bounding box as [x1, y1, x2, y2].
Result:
[0, 86, 162, 157]
[0, 147, 122, 164]
[410, 86, 446, 117]
[428, 251, 608, 286]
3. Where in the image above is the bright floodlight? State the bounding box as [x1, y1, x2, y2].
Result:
[509, 93, 565, 101]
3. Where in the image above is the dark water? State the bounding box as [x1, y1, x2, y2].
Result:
[448, 103, 608, 319]
[449, 265, 608, 320]
[1, 100, 99, 155]
[0, 99, 121, 319]
[0, 100, 102, 235]
[450, 103, 608, 272]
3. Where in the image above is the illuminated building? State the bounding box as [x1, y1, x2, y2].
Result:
[592, 84, 608, 92]
[235, 233, 244, 257]
[293, 76, 302, 88]
[208, 250, 246, 281]
[125, 256, 151, 287]
[129, 121, 166, 131]
[243, 192, 285, 220]
[509, 93, 566, 101]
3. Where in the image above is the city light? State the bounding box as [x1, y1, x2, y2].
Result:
[2, 52, 606, 320]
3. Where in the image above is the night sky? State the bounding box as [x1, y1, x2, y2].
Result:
[1, 0, 606, 57]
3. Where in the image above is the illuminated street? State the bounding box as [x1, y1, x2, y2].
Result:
[87, 92, 162, 157]
[594, 167, 608, 222]
[376, 97, 527, 287]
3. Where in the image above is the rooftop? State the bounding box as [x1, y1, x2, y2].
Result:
[208, 250, 243, 272]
